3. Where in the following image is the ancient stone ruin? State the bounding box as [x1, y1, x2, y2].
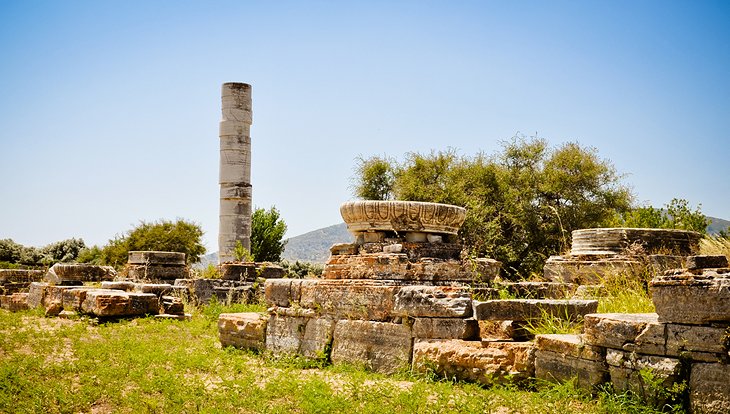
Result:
[218, 202, 729, 413]
[544, 228, 702, 285]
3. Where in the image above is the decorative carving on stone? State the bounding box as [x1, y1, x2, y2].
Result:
[340, 200, 466, 235]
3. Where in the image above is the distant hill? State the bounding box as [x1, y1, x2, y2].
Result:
[282, 222, 353, 263]
[707, 216, 730, 235]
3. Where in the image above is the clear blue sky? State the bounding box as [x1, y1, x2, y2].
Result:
[1, 1, 728, 252]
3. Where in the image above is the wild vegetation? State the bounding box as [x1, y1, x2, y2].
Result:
[250, 206, 288, 262]
[353, 136, 714, 278]
[0, 304, 675, 414]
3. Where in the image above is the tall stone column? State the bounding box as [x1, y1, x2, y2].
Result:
[219, 82, 252, 263]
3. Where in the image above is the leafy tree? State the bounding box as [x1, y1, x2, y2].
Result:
[352, 136, 633, 278]
[99, 219, 205, 268]
[41, 238, 86, 264]
[353, 155, 396, 200]
[0, 239, 23, 263]
[250, 207, 287, 262]
[618, 198, 709, 233]
[76, 246, 103, 264]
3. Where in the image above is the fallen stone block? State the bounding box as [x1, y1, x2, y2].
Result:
[128, 251, 185, 265]
[534, 334, 608, 390]
[651, 271, 730, 325]
[331, 320, 412, 374]
[100, 281, 135, 291]
[690, 362, 730, 414]
[473, 299, 598, 322]
[0, 269, 45, 283]
[27, 282, 48, 308]
[45, 263, 116, 284]
[685, 255, 728, 270]
[219, 312, 268, 351]
[412, 339, 535, 385]
[219, 263, 257, 280]
[80, 291, 158, 317]
[605, 349, 683, 405]
[393, 285, 472, 318]
[160, 295, 184, 315]
[61, 287, 109, 312]
[412, 318, 479, 340]
[0, 293, 29, 312]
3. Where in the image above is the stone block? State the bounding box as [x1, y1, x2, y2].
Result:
[61, 288, 107, 311]
[0, 282, 30, 295]
[650, 271, 730, 324]
[605, 349, 683, 404]
[45, 263, 116, 284]
[299, 280, 399, 321]
[0, 293, 29, 311]
[536, 334, 606, 361]
[300, 318, 336, 359]
[497, 281, 577, 299]
[80, 291, 158, 317]
[479, 320, 532, 341]
[160, 296, 184, 315]
[473, 299, 598, 322]
[393, 285, 472, 318]
[331, 320, 412, 374]
[255, 263, 285, 279]
[685, 255, 728, 270]
[383, 244, 403, 254]
[219, 312, 268, 351]
[211, 286, 253, 303]
[128, 251, 186, 265]
[535, 350, 609, 390]
[412, 318, 479, 340]
[0, 269, 45, 283]
[690, 362, 730, 414]
[330, 243, 358, 256]
[135, 283, 173, 296]
[127, 264, 188, 281]
[583, 313, 660, 350]
[175, 278, 252, 304]
[543, 256, 643, 285]
[219, 263, 256, 280]
[100, 281, 135, 291]
[265, 279, 299, 307]
[27, 282, 48, 308]
[664, 324, 729, 361]
[265, 314, 333, 358]
[412, 339, 535, 385]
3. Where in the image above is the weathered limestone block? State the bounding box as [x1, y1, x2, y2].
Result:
[330, 243, 358, 256]
[479, 320, 531, 341]
[219, 263, 257, 280]
[543, 256, 643, 285]
[570, 228, 700, 256]
[61, 287, 111, 311]
[265, 314, 335, 359]
[160, 296, 184, 315]
[690, 363, 730, 414]
[212, 286, 253, 303]
[605, 349, 683, 403]
[651, 271, 730, 325]
[298, 280, 400, 321]
[0, 293, 29, 311]
[27, 282, 48, 308]
[175, 279, 252, 304]
[0, 282, 31, 295]
[45, 263, 116, 284]
[393, 285, 472, 318]
[100, 281, 135, 291]
[219, 312, 267, 351]
[255, 263, 285, 279]
[323, 254, 498, 283]
[264, 278, 310, 308]
[80, 291, 158, 317]
[340, 200, 467, 235]
[584, 313, 730, 361]
[135, 283, 174, 296]
[412, 318, 479, 340]
[473, 299, 598, 322]
[534, 334, 608, 390]
[497, 281, 577, 299]
[583, 313, 660, 350]
[412, 339, 535, 385]
[127, 264, 188, 281]
[330, 320, 412, 374]
[0, 269, 45, 283]
[685, 255, 728, 270]
[128, 251, 185, 265]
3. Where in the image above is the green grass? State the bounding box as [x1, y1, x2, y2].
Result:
[0, 306, 674, 414]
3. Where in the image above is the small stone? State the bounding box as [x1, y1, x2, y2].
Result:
[382, 244, 403, 254]
[45, 301, 63, 317]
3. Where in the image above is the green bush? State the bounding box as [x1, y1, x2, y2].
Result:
[250, 206, 287, 262]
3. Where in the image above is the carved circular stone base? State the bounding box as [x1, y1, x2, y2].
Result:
[340, 200, 466, 235]
[570, 228, 701, 256]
